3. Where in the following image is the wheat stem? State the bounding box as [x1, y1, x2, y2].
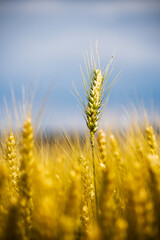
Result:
[90, 132, 98, 219]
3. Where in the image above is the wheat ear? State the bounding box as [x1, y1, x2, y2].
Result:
[6, 133, 19, 200]
[87, 69, 103, 219]
[79, 56, 116, 217]
[98, 129, 106, 165]
[145, 125, 157, 156]
[19, 117, 34, 239]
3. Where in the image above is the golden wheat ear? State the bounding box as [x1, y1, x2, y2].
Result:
[75, 49, 118, 219]
[98, 129, 107, 165]
[5, 132, 19, 200]
[19, 117, 34, 239]
[145, 125, 157, 156]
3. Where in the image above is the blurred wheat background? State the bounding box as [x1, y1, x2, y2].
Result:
[0, 0, 160, 240]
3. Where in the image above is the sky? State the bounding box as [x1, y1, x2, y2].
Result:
[0, 0, 160, 130]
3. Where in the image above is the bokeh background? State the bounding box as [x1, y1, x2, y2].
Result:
[0, 0, 160, 131]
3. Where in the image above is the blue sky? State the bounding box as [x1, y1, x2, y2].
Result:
[0, 0, 160, 130]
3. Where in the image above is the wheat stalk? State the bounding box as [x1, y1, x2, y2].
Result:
[75, 50, 118, 218]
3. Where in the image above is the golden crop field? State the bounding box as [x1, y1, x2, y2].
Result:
[0, 53, 160, 240]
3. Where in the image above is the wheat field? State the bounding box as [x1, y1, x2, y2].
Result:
[0, 54, 160, 240]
